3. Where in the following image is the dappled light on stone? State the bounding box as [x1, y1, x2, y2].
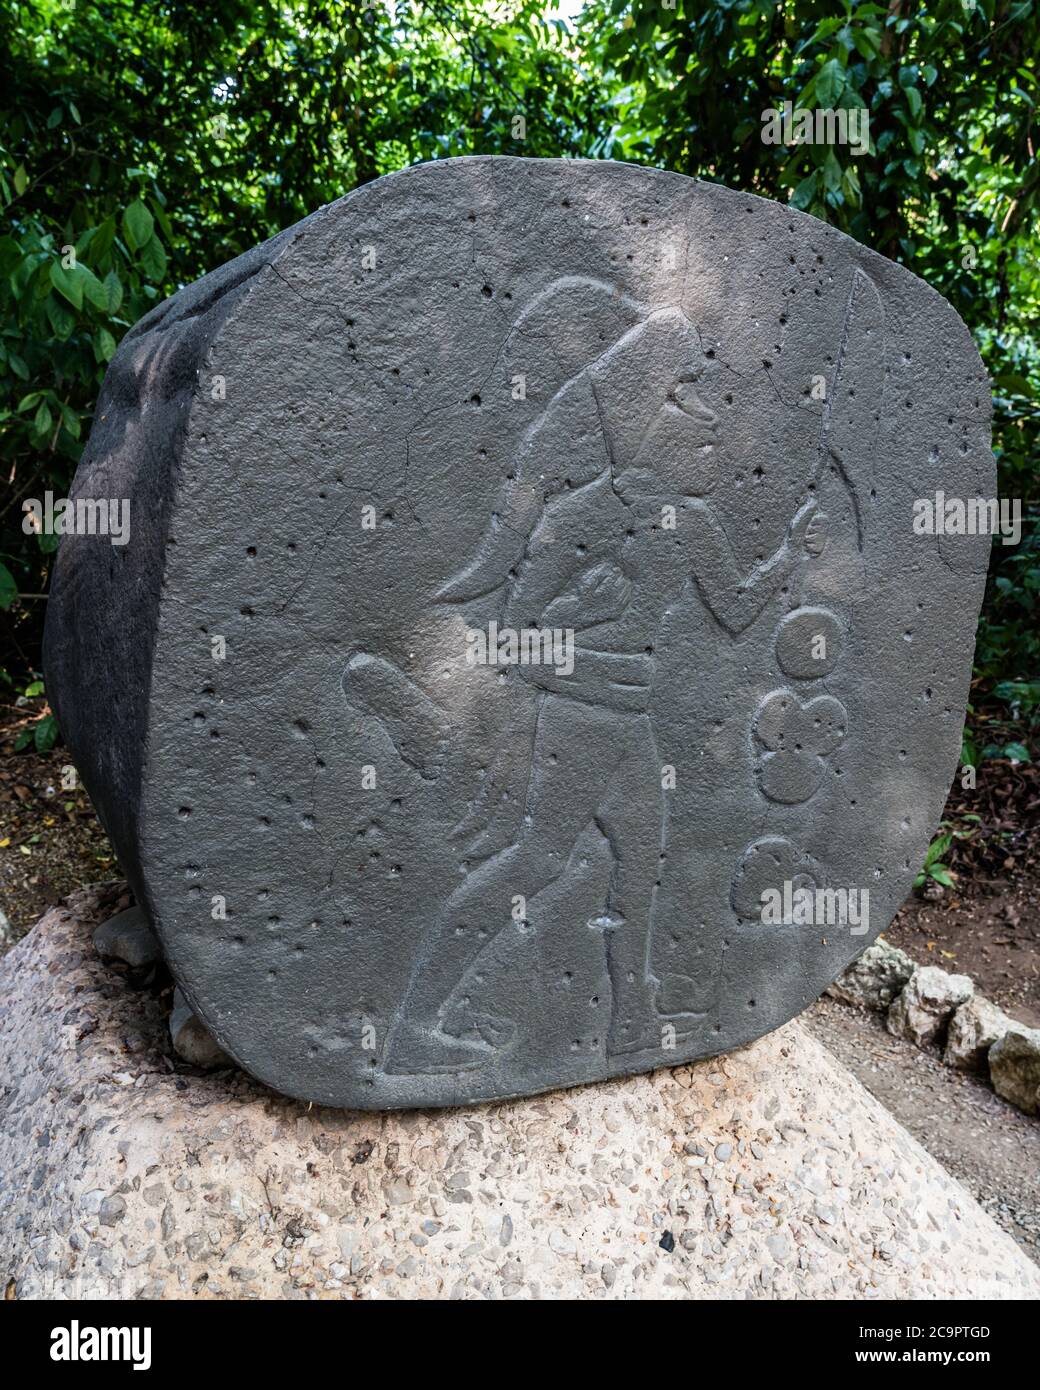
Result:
[43, 158, 993, 1109]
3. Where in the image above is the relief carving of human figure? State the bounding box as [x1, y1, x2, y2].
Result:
[377, 278, 828, 1075]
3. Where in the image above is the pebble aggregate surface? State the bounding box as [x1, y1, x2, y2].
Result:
[2, 891, 1037, 1300]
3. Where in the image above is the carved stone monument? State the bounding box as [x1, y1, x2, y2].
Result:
[44, 157, 993, 1108]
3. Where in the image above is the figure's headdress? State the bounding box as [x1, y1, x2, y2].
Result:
[437, 277, 699, 606]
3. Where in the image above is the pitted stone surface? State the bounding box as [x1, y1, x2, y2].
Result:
[2, 896, 1037, 1301]
[44, 157, 993, 1107]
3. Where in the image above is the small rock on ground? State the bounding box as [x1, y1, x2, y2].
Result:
[944, 995, 1012, 1074]
[169, 987, 233, 1069]
[989, 1028, 1040, 1116]
[887, 965, 973, 1047]
[93, 905, 161, 970]
[826, 938, 915, 1010]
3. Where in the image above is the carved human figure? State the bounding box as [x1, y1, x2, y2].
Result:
[379, 282, 827, 1075]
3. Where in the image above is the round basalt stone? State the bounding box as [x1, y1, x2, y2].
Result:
[45, 157, 993, 1108]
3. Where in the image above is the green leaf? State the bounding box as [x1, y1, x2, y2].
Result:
[14, 728, 32, 752]
[91, 218, 117, 264]
[148, 197, 174, 243]
[905, 86, 922, 119]
[994, 680, 1040, 705]
[816, 58, 846, 108]
[924, 832, 953, 867]
[33, 400, 53, 435]
[24, 680, 44, 697]
[122, 199, 154, 252]
[852, 28, 880, 60]
[13, 164, 28, 196]
[994, 372, 1034, 397]
[790, 171, 818, 209]
[139, 233, 168, 282]
[82, 267, 109, 310]
[34, 714, 58, 754]
[59, 402, 81, 439]
[49, 259, 83, 309]
[823, 148, 843, 193]
[103, 269, 123, 313]
[1003, 741, 1031, 762]
[928, 864, 955, 887]
[0, 561, 17, 610]
[46, 293, 76, 340]
[94, 327, 117, 362]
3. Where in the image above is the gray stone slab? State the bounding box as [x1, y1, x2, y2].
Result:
[44, 157, 994, 1108]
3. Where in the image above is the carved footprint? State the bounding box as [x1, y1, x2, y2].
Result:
[730, 835, 825, 922]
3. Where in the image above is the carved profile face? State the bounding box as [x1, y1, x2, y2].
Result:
[617, 390, 720, 503]
[591, 306, 720, 506]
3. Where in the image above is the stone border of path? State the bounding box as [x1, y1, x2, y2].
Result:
[826, 938, 1040, 1117]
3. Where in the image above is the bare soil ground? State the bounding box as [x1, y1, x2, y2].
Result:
[0, 694, 116, 943]
[885, 880, 1040, 1029]
[884, 755, 1040, 1027]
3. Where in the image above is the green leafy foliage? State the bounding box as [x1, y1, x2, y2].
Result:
[1, 0, 1037, 766]
[10, 673, 55, 750]
[913, 815, 979, 890]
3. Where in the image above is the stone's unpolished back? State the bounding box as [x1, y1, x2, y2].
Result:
[44, 157, 993, 1109]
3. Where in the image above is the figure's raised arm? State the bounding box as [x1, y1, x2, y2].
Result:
[688, 500, 825, 636]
